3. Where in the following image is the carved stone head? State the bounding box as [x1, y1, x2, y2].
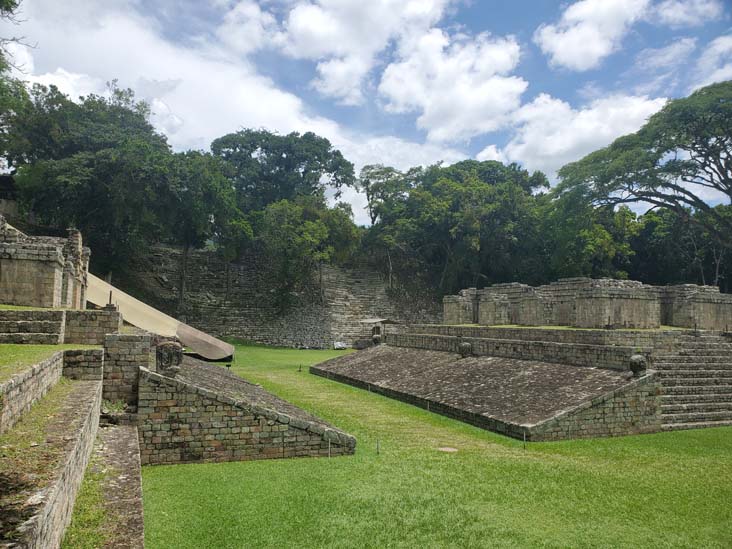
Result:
[156, 341, 183, 377]
[458, 341, 473, 358]
[629, 354, 647, 377]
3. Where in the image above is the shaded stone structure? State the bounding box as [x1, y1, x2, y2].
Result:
[444, 277, 732, 330]
[0, 216, 90, 308]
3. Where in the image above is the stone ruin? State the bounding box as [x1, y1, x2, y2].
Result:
[443, 277, 732, 331]
[0, 214, 90, 309]
[0, 220, 357, 547]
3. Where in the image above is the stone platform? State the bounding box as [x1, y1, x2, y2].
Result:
[312, 345, 661, 441]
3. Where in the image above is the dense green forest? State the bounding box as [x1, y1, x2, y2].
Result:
[1, 27, 730, 301]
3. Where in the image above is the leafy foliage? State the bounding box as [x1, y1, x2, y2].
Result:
[558, 81, 732, 247]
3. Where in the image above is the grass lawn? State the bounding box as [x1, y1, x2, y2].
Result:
[0, 344, 100, 384]
[142, 343, 732, 548]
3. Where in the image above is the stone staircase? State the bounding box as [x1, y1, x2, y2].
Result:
[0, 309, 65, 344]
[654, 334, 732, 431]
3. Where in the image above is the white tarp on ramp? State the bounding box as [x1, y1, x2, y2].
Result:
[87, 273, 234, 361]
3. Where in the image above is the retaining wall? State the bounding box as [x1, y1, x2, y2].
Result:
[137, 368, 356, 465]
[385, 332, 648, 371]
[0, 352, 63, 435]
[64, 310, 123, 345]
[11, 381, 102, 549]
[102, 334, 153, 407]
[529, 374, 662, 440]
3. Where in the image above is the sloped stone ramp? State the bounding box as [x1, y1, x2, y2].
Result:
[311, 345, 661, 441]
[136, 357, 356, 465]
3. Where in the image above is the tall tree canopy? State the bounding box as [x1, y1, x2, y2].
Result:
[557, 81, 732, 246]
[211, 129, 355, 212]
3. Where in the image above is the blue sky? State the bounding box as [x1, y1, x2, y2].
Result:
[2, 0, 730, 223]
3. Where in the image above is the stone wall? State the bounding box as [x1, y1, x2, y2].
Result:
[119, 245, 440, 348]
[385, 332, 650, 371]
[445, 277, 731, 330]
[0, 215, 91, 309]
[62, 349, 104, 381]
[529, 373, 662, 440]
[102, 334, 153, 407]
[13, 380, 102, 549]
[0, 245, 64, 307]
[64, 310, 123, 345]
[137, 368, 356, 465]
[0, 351, 63, 435]
[661, 285, 732, 330]
[575, 287, 661, 329]
[406, 324, 682, 351]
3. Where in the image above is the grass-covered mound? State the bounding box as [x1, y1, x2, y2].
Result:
[142, 343, 732, 548]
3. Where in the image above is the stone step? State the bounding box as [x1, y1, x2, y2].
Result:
[0, 309, 65, 322]
[654, 363, 732, 372]
[654, 355, 732, 364]
[661, 376, 732, 387]
[661, 402, 732, 414]
[656, 369, 732, 378]
[661, 419, 732, 431]
[0, 332, 62, 344]
[662, 384, 732, 395]
[666, 347, 732, 355]
[0, 320, 63, 334]
[661, 410, 732, 423]
[662, 393, 732, 404]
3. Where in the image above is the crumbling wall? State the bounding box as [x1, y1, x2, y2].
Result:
[444, 277, 729, 330]
[119, 246, 440, 348]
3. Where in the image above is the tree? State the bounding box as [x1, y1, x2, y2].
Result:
[166, 151, 243, 312]
[557, 81, 732, 246]
[0, 0, 21, 72]
[255, 199, 332, 310]
[211, 129, 355, 212]
[8, 83, 172, 277]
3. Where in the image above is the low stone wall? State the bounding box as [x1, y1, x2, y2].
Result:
[0, 351, 63, 435]
[64, 310, 123, 345]
[102, 334, 153, 407]
[529, 374, 662, 440]
[62, 349, 104, 381]
[137, 367, 356, 465]
[385, 332, 649, 371]
[406, 324, 683, 353]
[12, 380, 101, 549]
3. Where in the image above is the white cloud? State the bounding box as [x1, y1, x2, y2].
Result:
[499, 93, 667, 177]
[475, 144, 506, 163]
[534, 0, 651, 71]
[275, 0, 452, 105]
[628, 37, 697, 94]
[0, 0, 466, 225]
[694, 34, 732, 89]
[216, 0, 279, 56]
[379, 29, 526, 142]
[652, 0, 724, 28]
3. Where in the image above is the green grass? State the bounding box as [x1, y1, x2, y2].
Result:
[0, 304, 44, 311]
[142, 343, 732, 548]
[0, 344, 100, 384]
[61, 450, 110, 549]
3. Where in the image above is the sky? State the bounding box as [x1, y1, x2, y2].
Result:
[1, 0, 730, 224]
